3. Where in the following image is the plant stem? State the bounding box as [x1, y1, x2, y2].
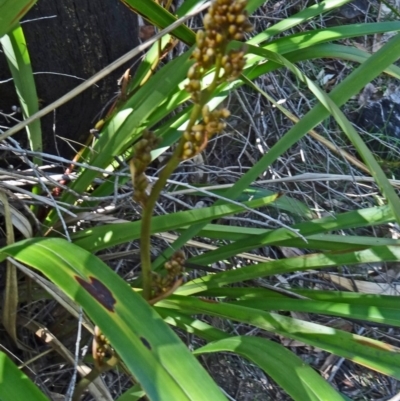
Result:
[140, 57, 222, 300]
[140, 144, 182, 300]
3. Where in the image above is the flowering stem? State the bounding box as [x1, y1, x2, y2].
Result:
[139, 0, 251, 300]
[140, 61, 222, 300]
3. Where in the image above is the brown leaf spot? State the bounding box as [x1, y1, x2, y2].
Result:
[75, 276, 116, 312]
[140, 337, 151, 350]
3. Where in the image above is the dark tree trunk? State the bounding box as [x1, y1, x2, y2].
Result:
[0, 0, 139, 159]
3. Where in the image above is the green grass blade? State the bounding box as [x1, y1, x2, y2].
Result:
[232, 298, 400, 327]
[116, 384, 145, 401]
[286, 43, 400, 79]
[176, 0, 209, 16]
[0, 238, 227, 401]
[190, 225, 400, 250]
[161, 296, 400, 378]
[158, 308, 228, 342]
[295, 290, 400, 307]
[194, 337, 349, 401]
[165, 312, 356, 401]
[72, 194, 280, 251]
[271, 233, 400, 251]
[259, 22, 400, 53]
[158, 33, 400, 269]
[161, 310, 350, 401]
[120, 0, 195, 45]
[172, 185, 315, 219]
[188, 204, 393, 265]
[0, 0, 36, 38]
[1, 24, 42, 158]
[248, 0, 353, 44]
[180, 245, 400, 295]
[201, 286, 398, 343]
[200, 288, 400, 309]
[0, 351, 50, 401]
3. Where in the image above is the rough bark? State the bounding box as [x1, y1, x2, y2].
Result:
[0, 0, 139, 159]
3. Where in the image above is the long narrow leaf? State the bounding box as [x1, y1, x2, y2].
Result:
[0, 351, 50, 401]
[0, 0, 36, 38]
[194, 337, 349, 401]
[232, 298, 400, 327]
[72, 194, 280, 251]
[1, 24, 42, 159]
[188, 204, 393, 265]
[248, 0, 353, 45]
[0, 238, 227, 401]
[161, 310, 350, 401]
[180, 245, 400, 295]
[121, 0, 195, 45]
[160, 296, 400, 378]
[157, 34, 400, 269]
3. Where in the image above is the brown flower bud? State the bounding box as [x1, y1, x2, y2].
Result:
[184, 131, 193, 141]
[183, 148, 194, 159]
[192, 124, 205, 132]
[183, 141, 193, 150]
[228, 25, 237, 36]
[220, 108, 231, 118]
[195, 131, 204, 143]
[196, 30, 205, 47]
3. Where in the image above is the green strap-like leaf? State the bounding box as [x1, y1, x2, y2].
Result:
[120, 0, 195, 45]
[249, 0, 353, 44]
[194, 337, 349, 401]
[232, 298, 400, 327]
[0, 238, 227, 401]
[1, 23, 42, 159]
[160, 296, 400, 379]
[0, 0, 36, 38]
[188, 204, 393, 265]
[180, 245, 400, 295]
[0, 351, 50, 401]
[152, 29, 400, 270]
[72, 194, 279, 251]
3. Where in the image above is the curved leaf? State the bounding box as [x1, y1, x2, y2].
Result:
[72, 194, 279, 251]
[0, 238, 227, 401]
[1, 23, 42, 158]
[233, 298, 400, 327]
[194, 337, 349, 401]
[0, 351, 50, 401]
[180, 245, 400, 295]
[0, 0, 36, 38]
[160, 296, 400, 379]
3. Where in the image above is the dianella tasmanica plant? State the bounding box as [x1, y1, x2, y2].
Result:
[131, 0, 252, 301]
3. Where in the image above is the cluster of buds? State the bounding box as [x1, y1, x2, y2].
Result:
[182, 105, 230, 160]
[151, 251, 185, 298]
[185, 0, 252, 102]
[221, 48, 247, 82]
[93, 325, 113, 369]
[182, 0, 252, 160]
[130, 130, 160, 204]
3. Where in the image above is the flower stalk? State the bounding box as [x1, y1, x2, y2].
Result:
[134, 0, 252, 300]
